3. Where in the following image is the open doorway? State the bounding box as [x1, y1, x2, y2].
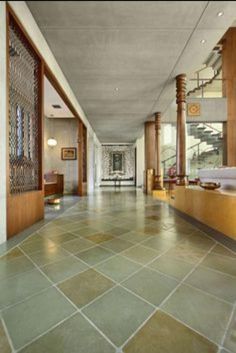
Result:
[44, 76, 78, 197]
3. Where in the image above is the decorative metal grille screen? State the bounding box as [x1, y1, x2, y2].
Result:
[9, 15, 41, 194]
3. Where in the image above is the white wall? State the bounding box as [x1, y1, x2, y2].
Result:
[163, 97, 227, 123]
[135, 133, 145, 188]
[44, 118, 78, 194]
[0, 1, 7, 244]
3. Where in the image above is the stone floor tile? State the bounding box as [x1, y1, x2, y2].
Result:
[95, 255, 141, 282]
[162, 284, 233, 344]
[185, 265, 236, 303]
[122, 267, 178, 306]
[19, 313, 115, 353]
[75, 246, 114, 266]
[148, 254, 194, 280]
[83, 286, 154, 346]
[0, 320, 12, 353]
[2, 287, 76, 350]
[201, 253, 236, 277]
[41, 256, 88, 283]
[123, 310, 218, 353]
[122, 244, 160, 265]
[58, 269, 115, 308]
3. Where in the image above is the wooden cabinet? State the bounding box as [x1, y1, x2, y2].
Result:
[44, 174, 64, 197]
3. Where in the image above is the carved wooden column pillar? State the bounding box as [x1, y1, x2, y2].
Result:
[222, 28, 236, 166]
[176, 74, 187, 185]
[154, 112, 163, 190]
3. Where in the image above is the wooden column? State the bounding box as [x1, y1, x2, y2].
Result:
[154, 112, 163, 190]
[144, 121, 155, 170]
[222, 28, 236, 166]
[176, 74, 187, 186]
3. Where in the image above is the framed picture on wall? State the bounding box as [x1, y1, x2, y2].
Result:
[61, 147, 77, 160]
[109, 151, 125, 174]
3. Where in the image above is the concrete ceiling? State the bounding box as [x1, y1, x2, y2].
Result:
[27, 1, 236, 142]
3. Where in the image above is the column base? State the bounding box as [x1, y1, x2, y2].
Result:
[154, 175, 164, 190]
[176, 175, 188, 186]
[152, 189, 167, 200]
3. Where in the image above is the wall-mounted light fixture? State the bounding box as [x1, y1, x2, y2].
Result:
[47, 137, 57, 147]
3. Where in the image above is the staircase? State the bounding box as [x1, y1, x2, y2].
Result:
[162, 123, 223, 178]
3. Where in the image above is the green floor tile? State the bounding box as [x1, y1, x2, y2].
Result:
[0, 255, 35, 281]
[162, 284, 233, 344]
[41, 256, 88, 283]
[73, 227, 99, 237]
[201, 253, 236, 277]
[58, 269, 115, 308]
[95, 255, 141, 282]
[76, 246, 114, 266]
[3, 287, 76, 350]
[101, 238, 134, 253]
[122, 245, 159, 265]
[19, 312, 115, 353]
[148, 254, 194, 280]
[83, 286, 154, 346]
[61, 238, 94, 254]
[48, 232, 78, 244]
[185, 265, 236, 303]
[165, 243, 207, 264]
[223, 310, 236, 352]
[120, 231, 152, 243]
[37, 227, 66, 237]
[212, 245, 236, 259]
[122, 267, 178, 306]
[20, 237, 57, 254]
[123, 310, 218, 353]
[0, 268, 51, 310]
[27, 247, 69, 267]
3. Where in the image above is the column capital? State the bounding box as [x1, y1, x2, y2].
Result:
[176, 74, 187, 105]
[154, 112, 161, 131]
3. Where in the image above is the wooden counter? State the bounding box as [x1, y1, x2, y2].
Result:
[169, 186, 236, 240]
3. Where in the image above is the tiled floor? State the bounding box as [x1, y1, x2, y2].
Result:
[0, 188, 235, 353]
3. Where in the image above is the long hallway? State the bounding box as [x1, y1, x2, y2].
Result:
[0, 189, 235, 353]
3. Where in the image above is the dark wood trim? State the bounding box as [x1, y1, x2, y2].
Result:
[78, 121, 87, 196]
[6, 6, 10, 198]
[39, 61, 44, 191]
[78, 120, 83, 196]
[44, 66, 82, 124]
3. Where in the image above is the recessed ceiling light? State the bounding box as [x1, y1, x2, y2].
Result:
[52, 104, 62, 109]
[200, 39, 206, 44]
[115, 87, 119, 91]
[217, 11, 224, 17]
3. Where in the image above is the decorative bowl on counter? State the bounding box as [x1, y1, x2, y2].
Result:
[199, 182, 221, 190]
